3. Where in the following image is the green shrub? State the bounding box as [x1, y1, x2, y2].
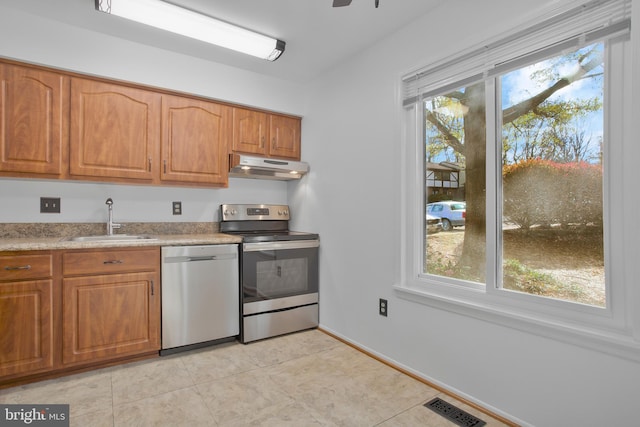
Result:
[502, 159, 602, 229]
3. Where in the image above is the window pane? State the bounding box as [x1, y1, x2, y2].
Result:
[424, 83, 486, 283]
[500, 43, 605, 307]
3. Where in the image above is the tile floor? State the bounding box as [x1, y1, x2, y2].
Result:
[0, 330, 510, 426]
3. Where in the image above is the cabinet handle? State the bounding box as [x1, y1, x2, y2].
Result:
[151, 280, 155, 296]
[103, 260, 124, 265]
[261, 136, 265, 148]
[163, 160, 167, 174]
[272, 137, 276, 149]
[148, 158, 152, 172]
[4, 265, 31, 271]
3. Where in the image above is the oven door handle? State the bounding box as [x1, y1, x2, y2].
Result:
[243, 240, 320, 252]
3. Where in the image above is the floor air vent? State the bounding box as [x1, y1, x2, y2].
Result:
[424, 397, 486, 427]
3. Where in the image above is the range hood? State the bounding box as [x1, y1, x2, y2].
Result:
[229, 154, 309, 180]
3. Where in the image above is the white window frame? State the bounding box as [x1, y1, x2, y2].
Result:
[395, 1, 640, 361]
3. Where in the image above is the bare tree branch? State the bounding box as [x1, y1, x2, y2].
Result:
[426, 110, 466, 154]
[503, 50, 603, 125]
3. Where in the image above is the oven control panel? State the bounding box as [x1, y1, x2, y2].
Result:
[221, 204, 290, 221]
[247, 208, 270, 216]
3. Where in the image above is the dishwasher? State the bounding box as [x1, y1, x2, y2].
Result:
[161, 244, 239, 355]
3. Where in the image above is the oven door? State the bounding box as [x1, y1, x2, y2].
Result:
[242, 240, 319, 305]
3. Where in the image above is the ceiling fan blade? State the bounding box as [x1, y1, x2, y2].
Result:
[333, 0, 353, 7]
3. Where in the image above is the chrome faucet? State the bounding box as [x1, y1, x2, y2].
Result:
[105, 198, 121, 236]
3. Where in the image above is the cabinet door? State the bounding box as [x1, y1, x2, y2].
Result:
[161, 95, 231, 185]
[269, 115, 301, 160]
[232, 108, 268, 156]
[0, 64, 67, 175]
[62, 272, 160, 365]
[0, 279, 54, 377]
[69, 78, 160, 181]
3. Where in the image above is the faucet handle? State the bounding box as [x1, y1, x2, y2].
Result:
[106, 198, 113, 206]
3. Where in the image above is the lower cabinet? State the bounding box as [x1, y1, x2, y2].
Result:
[0, 279, 55, 378]
[62, 272, 159, 365]
[0, 247, 160, 386]
[61, 247, 160, 366]
[0, 253, 56, 379]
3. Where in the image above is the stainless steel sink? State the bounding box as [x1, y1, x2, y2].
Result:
[64, 234, 157, 242]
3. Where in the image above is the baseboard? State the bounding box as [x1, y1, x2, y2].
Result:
[318, 327, 520, 427]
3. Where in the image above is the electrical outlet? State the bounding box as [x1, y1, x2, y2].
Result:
[172, 201, 182, 215]
[379, 298, 388, 317]
[40, 197, 61, 213]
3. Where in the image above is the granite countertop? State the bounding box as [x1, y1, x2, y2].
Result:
[0, 234, 242, 252]
[0, 222, 242, 252]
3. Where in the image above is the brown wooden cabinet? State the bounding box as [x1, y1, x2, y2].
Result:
[0, 59, 304, 187]
[161, 95, 231, 185]
[0, 247, 162, 386]
[0, 253, 56, 379]
[232, 107, 301, 160]
[269, 114, 301, 160]
[61, 247, 160, 366]
[69, 78, 161, 182]
[69, 79, 232, 187]
[0, 63, 68, 177]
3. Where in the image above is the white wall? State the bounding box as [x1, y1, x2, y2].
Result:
[3, 1, 640, 425]
[0, 178, 287, 223]
[0, 5, 305, 224]
[293, 1, 640, 426]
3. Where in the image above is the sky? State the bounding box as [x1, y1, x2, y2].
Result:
[425, 41, 604, 165]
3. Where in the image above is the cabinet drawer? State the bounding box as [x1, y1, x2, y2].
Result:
[0, 254, 53, 281]
[63, 248, 159, 276]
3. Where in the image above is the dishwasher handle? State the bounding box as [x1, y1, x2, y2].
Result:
[187, 256, 217, 262]
[163, 252, 237, 263]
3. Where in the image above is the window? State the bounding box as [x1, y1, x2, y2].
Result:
[397, 0, 638, 360]
[499, 43, 605, 307]
[422, 43, 606, 305]
[424, 82, 486, 283]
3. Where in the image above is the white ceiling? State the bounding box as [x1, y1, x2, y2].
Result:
[3, 0, 442, 83]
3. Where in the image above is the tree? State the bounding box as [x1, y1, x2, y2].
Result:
[425, 44, 604, 280]
[502, 100, 601, 163]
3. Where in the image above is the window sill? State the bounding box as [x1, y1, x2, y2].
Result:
[393, 283, 640, 363]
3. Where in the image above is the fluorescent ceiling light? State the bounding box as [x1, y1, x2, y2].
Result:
[94, 0, 285, 61]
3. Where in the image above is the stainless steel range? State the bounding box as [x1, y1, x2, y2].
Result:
[220, 204, 319, 343]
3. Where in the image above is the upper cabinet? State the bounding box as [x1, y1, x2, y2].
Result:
[269, 114, 301, 160]
[70, 80, 232, 186]
[232, 107, 301, 160]
[0, 63, 68, 177]
[232, 108, 268, 156]
[0, 59, 303, 187]
[69, 78, 161, 182]
[161, 95, 231, 185]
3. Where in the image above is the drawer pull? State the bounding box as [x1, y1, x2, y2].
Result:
[4, 264, 32, 271]
[103, 260, 124, 265]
